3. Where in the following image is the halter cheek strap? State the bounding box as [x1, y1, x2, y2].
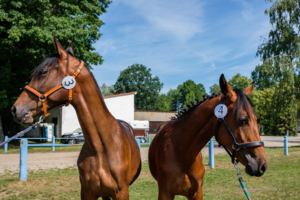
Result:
[25, 61, 84, 117]
[215, 95, 264, 163]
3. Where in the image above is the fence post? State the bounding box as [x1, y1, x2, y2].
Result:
[209, 138, 215, 168]
[284, 136, 288, 156]
[20, 139, 28, 181]
[52, 136, 55, 151]
[4, 136, 8, 153]
[135, 138, 141, 149]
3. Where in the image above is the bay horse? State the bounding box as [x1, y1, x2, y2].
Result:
[11, 34, 141, 200]
[148, 74, 268, 200]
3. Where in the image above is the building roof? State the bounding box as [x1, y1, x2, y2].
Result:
[103, 91, 137, 99]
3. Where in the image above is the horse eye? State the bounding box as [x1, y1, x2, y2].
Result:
[39, 70, 48, 76]
[239, 117, 248, 125]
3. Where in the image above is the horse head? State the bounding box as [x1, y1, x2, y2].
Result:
[216, 74, 268, 177]
[11, 34, 82, 124]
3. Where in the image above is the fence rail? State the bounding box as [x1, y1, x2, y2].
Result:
[2, 135, 300, 181]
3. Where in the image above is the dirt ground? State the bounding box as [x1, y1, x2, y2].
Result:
[0, 136, 299, 174]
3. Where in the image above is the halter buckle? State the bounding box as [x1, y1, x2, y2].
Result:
[39, 96, 47, 101]
[232, 143, 240, 151]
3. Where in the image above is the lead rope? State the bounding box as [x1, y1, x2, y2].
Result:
[0, 116, 45, 147]
[234, 162, 251, 200]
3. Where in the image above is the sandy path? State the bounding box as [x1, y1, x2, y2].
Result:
[0, 152, 79, 174]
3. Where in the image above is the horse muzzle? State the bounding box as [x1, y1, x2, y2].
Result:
[11, 105, 35, 124]
[244, 154, 268, 177]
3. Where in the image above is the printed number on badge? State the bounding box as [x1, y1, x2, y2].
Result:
[214, 104, 228, 118]
[62, 76, 76, 89]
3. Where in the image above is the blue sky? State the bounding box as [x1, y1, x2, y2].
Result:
[92, 0, 272, 94]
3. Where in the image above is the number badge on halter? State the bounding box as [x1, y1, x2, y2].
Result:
[214, 104, 228, 118]
[62, 76, 76, 89]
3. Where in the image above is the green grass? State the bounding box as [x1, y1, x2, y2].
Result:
[0, 147, 299, 199]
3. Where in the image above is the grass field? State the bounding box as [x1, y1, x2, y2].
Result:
[0, 147, 299, 200]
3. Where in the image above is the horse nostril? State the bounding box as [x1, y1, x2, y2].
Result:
[260, 163, 267, 174]
[11, 106, 16, 117]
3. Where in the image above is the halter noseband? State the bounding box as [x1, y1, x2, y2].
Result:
[215, 95, 264, 164]
[24, 60, 84, 117]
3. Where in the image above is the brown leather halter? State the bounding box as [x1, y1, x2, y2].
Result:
[24, 60, 84, 117]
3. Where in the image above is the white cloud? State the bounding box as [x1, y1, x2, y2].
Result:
[118, 0, 204, 42]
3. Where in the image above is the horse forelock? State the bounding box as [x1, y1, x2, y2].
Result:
[232, 89, 255, 122]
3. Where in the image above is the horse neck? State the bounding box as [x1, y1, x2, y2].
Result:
[174, 96, 221, 165]
[71, 68, 118, 152]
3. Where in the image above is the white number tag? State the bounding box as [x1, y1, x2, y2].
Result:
[214, 104, 228, 118]
[62, 76, 76, 89]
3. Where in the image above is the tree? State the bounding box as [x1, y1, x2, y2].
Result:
[228, 73, 252, 90]
[251, 0, 300, 135]
[100, 84, 115, 96]
[167, 89, 180, 111]
[0, 0, 111, 134]
[177, 80, 206, 109]
[251, 63, 277, 90]
[114, 64, 164, 110]
[209, 84, 221, 95]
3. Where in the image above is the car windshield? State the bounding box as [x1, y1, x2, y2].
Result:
[73, 128, 81, 134]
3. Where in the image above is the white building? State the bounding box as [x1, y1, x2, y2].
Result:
[30, 91, 137, 137]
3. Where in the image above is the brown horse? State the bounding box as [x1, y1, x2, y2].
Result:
[11, 35, 141, 200]
[149, 74, 268, 200]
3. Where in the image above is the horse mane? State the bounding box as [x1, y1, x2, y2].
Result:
[172, 89, 254, 121]
[171, 93, 219, 120]
[31, 52, 103, 100]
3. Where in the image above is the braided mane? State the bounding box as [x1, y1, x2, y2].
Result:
[171, 93, 220, 120]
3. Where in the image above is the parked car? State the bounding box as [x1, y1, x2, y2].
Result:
[60, 128, 84, 144]
[126, 120, 149, 143]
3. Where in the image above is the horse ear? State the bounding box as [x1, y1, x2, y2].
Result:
[66, 44, 74, 56]
[52, 32, 68, 60]
[219, 74, 237, 102]
[244, 81, 255, 96]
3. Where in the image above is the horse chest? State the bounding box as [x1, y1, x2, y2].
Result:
[78, 149, 119, 196]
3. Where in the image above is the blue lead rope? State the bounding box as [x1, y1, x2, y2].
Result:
[238, 176, 251, 200]
[234, 162, 251, 200]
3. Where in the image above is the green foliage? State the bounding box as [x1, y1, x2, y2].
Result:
[228, 73, 252, 90]
[114, 64, 164, 110]
[177, 80, 206, 109]
[157, 94, 172, 111]
[0, 0, 111, 134]
[250, 0, 300, 135]
[100, 83, 115, 96]
[167, 89, 180, 111]
[251, 63, 277, 90]
[209, 84, 221, 95]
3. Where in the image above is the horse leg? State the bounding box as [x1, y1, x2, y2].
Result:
[115, 187, 129, 200]
[80, 188, 97, 200]
[158, 187, 175, 200]
[189, 187, 203, 200]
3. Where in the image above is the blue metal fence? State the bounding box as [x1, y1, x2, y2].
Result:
[2, 134, 300, 181]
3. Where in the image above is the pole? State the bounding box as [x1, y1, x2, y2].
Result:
[135, 138, 141, 149]
[4, 136, 8, 153]
[284, 136, 288, 155]
[52, 136, 55, 151]
[209, 138, 215, 168]
[20, 139, 28, 181]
